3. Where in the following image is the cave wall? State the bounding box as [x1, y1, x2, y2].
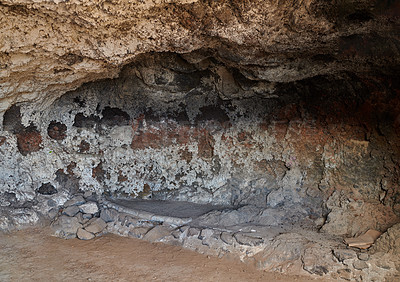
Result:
[1, 52, 399, 235]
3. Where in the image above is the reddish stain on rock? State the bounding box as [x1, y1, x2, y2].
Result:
[138, 183, 151, 198]
[237, 131, 248, 142]
[259, 122, 269, 131]
[131, 127, 166, 150]
[197, 130, 214, 159]
[118, 170, 128, 182]
[179, 147, 193, 163]
[79, 140, 90, 153]
[131, 120, 193, 150]
[16, 129, 42, 156]
[67, 162, 77, 175]
[272, 122, 289, 141]
[130, 118, 216, 159]
[48, 121, 67, 140]
[0, 136, 6, 146]
[92, 162, 105, 182]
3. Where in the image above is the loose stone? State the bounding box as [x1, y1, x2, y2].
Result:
[79, 202, 99, 214]
[353, 260, 369, 270]
[63, 206, 80, 217]
[77, 227, 95, 240]
[64, 196, 86, 207]
[84, 218, 107, 234]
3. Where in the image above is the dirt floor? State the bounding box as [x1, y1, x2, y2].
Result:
[0, 227, 323, 282]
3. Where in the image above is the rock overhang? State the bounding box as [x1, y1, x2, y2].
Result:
[1, 1, 400, 279]
[1, 0, 399, 117]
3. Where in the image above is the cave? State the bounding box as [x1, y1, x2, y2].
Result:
[1, 0, 400, 280]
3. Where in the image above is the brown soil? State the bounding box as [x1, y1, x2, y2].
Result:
[0, 227, 322, 282]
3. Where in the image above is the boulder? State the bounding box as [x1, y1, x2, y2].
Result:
[51, 215, 82, 239]
[143, 225, 174, 242]
[100, 208, 118, 223]
[372, 223, 400, 254]
[84, 218, 107, 234]
[77, 228, 95, 240]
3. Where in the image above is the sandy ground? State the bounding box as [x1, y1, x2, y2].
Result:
[0, 228, 320, 282]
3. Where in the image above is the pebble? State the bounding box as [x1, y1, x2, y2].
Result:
[358, 253, 369, 261]
[353, 260, 368, 270]
[76, 212, 88, 224]
[333, 249, 357, 262]
[51, 215, 82, 239]
[143, 225, 173, 242]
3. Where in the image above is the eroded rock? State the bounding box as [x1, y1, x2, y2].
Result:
[372, 223, 400, 255]
[79, 202, 99, 215]
[51, 215, 82, 239]
[77, 227, 95, 240]
[62, 206, 80, 217]
[84, 218, 107, 234]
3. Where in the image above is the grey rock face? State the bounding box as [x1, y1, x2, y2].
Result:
[100, 209, 119, 223]
[62, 206, 80, 217]
[84, 218, 107, 234]
[220, 232, 235, 245]
[0, 208, 40, 231]
[143, 225, 174, 242]
[77, 227, 95, 240]
[128, 227, 151, 239]
[51, 215, 82, 239]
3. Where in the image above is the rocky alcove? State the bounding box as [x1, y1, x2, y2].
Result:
[1, 0, 400, 280]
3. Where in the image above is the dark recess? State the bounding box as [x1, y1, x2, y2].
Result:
[37, 183, 58, 195]
[48, 121, 67, 140]
[101, 107, 130, 126]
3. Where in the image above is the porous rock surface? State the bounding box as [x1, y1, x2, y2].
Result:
[0, 0, 400, 280]
[1, 51, 399, 238]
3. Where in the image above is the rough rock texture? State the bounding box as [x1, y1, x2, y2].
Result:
[0, 0, 400, 278]
[51, 215, 82, 239]
[1, 0, 399, 115]
[372, 223, 400, 255]
[1, 51, 399, 237]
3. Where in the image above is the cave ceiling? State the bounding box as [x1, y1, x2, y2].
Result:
[0, 0, 399, 116]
